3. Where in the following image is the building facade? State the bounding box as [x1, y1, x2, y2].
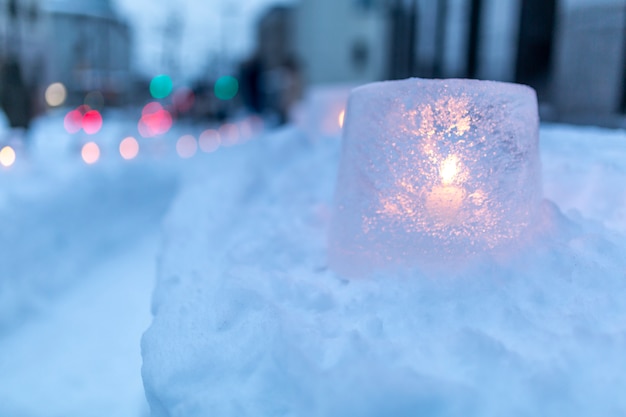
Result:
[41, 0, 131, 105]
[0, 0, 45, 85]
[296, 0, 389, 85]
[0, 0, 131, 108]
[296, 0, 626, 124]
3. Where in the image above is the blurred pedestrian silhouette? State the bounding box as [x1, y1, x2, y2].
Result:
[239, 5, 302, 126]
[0, 58, 33, 144]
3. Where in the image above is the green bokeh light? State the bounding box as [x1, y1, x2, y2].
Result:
[214, 76, 239, 100]
[150, 74, 173, 99]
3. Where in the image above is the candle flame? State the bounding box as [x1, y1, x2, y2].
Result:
[440, 155, 459, 185]
[338, 110, 345, 128]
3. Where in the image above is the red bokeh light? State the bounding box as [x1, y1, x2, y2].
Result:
[138, 103, 173, 138]
[64, 109, 83, 134]
[82, 110, 103, 135]
[64, 105, 103, 135]
[142, 101, 163, 116]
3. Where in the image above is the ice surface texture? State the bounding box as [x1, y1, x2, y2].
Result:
[330, 78, 541, 275]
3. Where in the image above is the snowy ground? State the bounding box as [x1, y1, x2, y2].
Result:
[0, 233, 157, 417]
[1, 105, 625, 416]
[141, 122, 626, 417]
[0, 112, 180, 416]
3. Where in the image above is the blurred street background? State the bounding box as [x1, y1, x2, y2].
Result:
[0, 0, 624, 151]
[0, 0, 624, 416]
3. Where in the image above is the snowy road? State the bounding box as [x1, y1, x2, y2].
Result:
[0, 232, 157, 417]
[0, 113, 181, 416]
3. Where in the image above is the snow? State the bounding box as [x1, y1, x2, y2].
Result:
[141, 118, 626, 416]
[0, 111, 179, 416]
[1, 95, 625, 417]
[0, 113, 178, 331]
[0, 233, 157, 417]
[329, 79, 542, 275]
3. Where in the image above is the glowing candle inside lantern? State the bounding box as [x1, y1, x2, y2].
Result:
[338, 110, 345, 128]
[426, 155, 465, 222]
[329, 77, 541, 276]
[440, 155, 459, 185]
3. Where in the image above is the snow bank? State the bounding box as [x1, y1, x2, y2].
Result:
[0, 161, 177, 331]
[142, 124, 626, 416]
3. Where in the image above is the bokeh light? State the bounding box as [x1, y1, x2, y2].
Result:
[64, 109, 83, 133]
[82, 110, 103, 135]
[45, 82, 67, 107]
[138, 102, 173, 138]
[176, 135, 197, 158]
[214, 76, 239, 100]
[119, 136, 139, 160]
[198, 129, 221, 153]
[142, 101, 163, 115]
[0, 146, 16, 167]
[81, 142, 100, 164]
[150, 74, 173, 99]
[219, 123, 239, 146]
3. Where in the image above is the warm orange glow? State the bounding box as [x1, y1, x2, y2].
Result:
[329, 78, 542, 275]
[176, 135, 197, 158]
[369, 96, 483, 233]
[338, 110, 345, 128]
[81, 142, 100, 164]
[440, 155, 460, 185]
[198, 129, 221, 153]
[0, 146, 16, 167]
[426, 185, 465, 223]
[119, 137, 139, 160]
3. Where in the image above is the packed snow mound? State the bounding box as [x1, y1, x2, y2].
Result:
[142, 124, 626, 417]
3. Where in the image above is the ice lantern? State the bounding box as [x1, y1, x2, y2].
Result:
[329, 78, 542, 276]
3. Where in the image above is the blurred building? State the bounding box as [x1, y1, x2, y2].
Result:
[296, 0, 626, 125]
[552, 0, 626, 123]
[0, 0, 45, 85]
[240, 5, 303, 124]
[296, 0, 388, 85]
[0, 0, 131, 109]
[0, 0, 130, 109]
[41, 0, 131, 106]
